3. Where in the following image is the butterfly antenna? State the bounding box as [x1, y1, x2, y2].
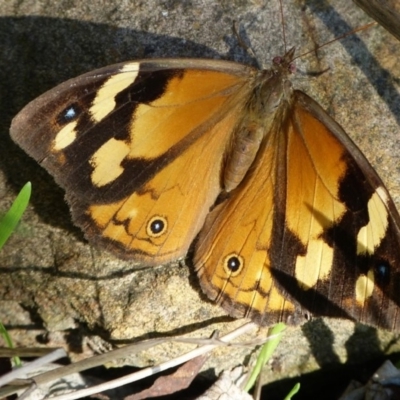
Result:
[279, 0, 287, 53]
[293, 21, 376, 61]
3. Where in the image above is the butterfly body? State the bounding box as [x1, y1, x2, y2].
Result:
[223, 50, 294, 193]
[11, 47, 400, 330]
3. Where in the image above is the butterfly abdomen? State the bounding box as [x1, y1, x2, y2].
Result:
[223, 122, 264, 192]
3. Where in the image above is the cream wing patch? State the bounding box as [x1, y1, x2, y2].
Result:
[355, 268, 375, 306]
[295, 239, 333, 290]
[90, 63, 140, 123]
[53, 121, 78, 151]
[357, 187, 389, 255]
[89, 138, 130, 187]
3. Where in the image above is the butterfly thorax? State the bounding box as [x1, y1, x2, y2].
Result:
[223, 50, 294, 193]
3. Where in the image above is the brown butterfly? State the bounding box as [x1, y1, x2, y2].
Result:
[10, 37, 400, 330]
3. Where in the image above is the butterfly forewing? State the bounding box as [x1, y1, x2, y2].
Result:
[10, 60, 254, 263]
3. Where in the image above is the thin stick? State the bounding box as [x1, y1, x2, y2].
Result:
[0, 348, 67, 387]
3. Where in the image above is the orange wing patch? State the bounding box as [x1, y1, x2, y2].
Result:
[126, 70, 245, 159]
[85, 101, 243, 264]
[288, 103, 347, 289]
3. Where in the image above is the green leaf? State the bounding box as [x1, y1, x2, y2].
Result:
[244, 322, 286, 392]
[0, 321, 21, 367]
[0, 182, 31, 251]
[284, 382, 300, 400]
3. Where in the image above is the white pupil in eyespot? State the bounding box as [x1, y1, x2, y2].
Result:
[151, 219, 164, 233]
[227, 256, 240, 272]
[64, 107, 76, 120]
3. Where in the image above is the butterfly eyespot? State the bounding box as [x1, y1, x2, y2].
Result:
[58, 104, 80, 124]
[223, 253, 244, 277]
[146, 216, 168, 238]
[375, 261, 391, 285]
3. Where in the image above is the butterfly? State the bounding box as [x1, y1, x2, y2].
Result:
[10, 35, 400, 330]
